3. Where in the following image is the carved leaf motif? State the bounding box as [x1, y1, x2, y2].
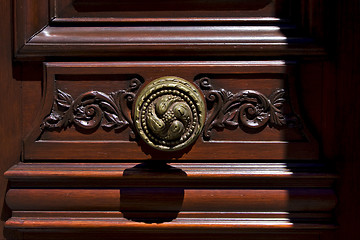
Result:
[56, 89, 73, 109]
[103, 112, 125, 128]
[99, 101, 118, 114]
[220, 89, 234, 102]
[195, 78, 288, 140]
[269, 89, 286, 126]
[41, 79, 142, 133]
[271, 89, 285, 107]
[223, 109, 239, 127]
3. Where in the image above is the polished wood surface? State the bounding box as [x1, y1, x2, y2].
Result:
[22, 61, 318, 161]
[1, 0, 359, 240]
[21, 26, 325, 57]
[55, 0, 293, 21]
[14, 0, 325, 58]
[0, 1, 22, 239]
[4, 162, 337, 239]
[5, 188, 336, 212]
[5, 163, 337, 212]
[5, 162, 336, 188]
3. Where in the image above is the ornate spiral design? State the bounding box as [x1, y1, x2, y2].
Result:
[134, 77, 206, 151]
[194, 77, 287, 140]
[41, 78, 143, 132]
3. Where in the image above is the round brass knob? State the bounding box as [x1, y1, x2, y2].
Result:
[134, 76, 206, 151]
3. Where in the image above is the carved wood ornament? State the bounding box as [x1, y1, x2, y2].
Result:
[41, 78, 143, 132]
[195, 77, 286, 140]
[41, 76, 287, 151]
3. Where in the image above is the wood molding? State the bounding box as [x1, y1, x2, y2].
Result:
[17, 26, 325, 58]
[5, 212, 336, 240]
[5, 2, 345, 240]
[5, 188, 336, 212]
[4, 161, 337, 236]
[5, 162, 337, 188]
[23, 61, 319, 161]
[13, 1, 326, 58]
[5, 215, 336, 231]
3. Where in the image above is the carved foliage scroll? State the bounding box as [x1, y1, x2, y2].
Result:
[41, 78, 142, 132]
[195, 77, 287, 140]
[41, 76, 289, 143]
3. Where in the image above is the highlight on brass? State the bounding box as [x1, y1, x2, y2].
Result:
[134, 76, 206, 151]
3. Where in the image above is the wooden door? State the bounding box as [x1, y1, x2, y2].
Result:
[1, 0, 359, 240]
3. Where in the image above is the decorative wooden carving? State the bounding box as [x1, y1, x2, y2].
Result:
[41, 76, 290, 145]
[195, 77, 287, 140]
[41, 78, 142, 132]
[134, 76, 206, 151]
[27, 62, 318, 160]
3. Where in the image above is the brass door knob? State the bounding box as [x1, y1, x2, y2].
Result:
[134, 76, 206, 151]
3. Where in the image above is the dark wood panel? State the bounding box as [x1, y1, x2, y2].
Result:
[22, 61, 318, 161]
[14, 0, 49, 55]
[12, 0, 325, 58]
[54, 0, 293, 21]
[332, 0, 360, 239]
[24, 141, 319, 161]
[72, 0, 278, 12]
[0, 1, 22, 239]
[3, 1, 354, 240]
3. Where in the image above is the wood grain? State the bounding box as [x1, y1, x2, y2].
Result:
[18, 25, 325, 57]
[6, 231, 325, 240]
[4, 212, 335, 239]
[5, 188, 336, 212]
[5, 162, 336, 188]
[54, 0, 291, 22]
[22, 61, 319, 161]
[0, 1, 22, 239]
[14, 0, 325, 58]
[5, 216, 335, 231]
[14, 0, 49, 56]
[4, 0, 355, 240]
